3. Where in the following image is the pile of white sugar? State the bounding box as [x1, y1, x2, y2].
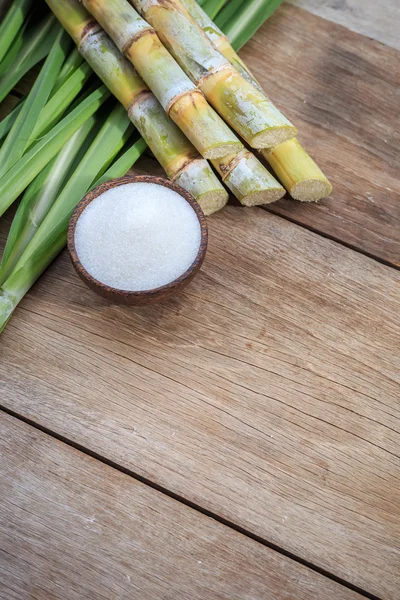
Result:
[74, 182, 202, 291]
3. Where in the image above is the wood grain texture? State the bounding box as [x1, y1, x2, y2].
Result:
[0, 413, 364, 600]
[1, 206, 399, 598]
[289, 0, 400, 51]
[242, 4, 400, 266]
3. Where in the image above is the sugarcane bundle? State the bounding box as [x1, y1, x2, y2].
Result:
[183, 0, 332, 201]
[83, 0, 297, 150]
[80, 0, 246, 161]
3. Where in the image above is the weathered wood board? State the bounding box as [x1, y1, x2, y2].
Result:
[1, 206, 399, 599]
[0, 413, 365, 600]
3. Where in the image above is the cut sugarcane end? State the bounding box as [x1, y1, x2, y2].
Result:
[250, 125, 298, 149]
[202, 142, 243, 160]
[173, 158, 229, 215]
[240, 187, 286, 207]
[263, 138, 332, 202]
[290, 179, 333, 202]
[196, 189, 229, 216]
[215, 150, 286, 207]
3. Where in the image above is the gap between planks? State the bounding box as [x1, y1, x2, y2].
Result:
[0, 405, 381, 600]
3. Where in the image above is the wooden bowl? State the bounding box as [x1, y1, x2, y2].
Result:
[67, 175, 208, 305]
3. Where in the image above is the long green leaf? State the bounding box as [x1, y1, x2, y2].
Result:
[0, 0, 32, 64]
[29, 61, 92, 144]
[0, 117, 98, 284]
[51, 47, 84, 96]
[0, 85, 110, 218]
[0, 56, 90, 145]
[216, 0, 284, 50]
[200, 0, 227, 20]
[213, 0, 241, 30]
[0, 26, 70, 179]
[0, 103, 135, 331]
[0, 99, 24, 143]
[0, 14, 57, 103]
[0, 10, 31, 77]
[94, 137, 147, 187]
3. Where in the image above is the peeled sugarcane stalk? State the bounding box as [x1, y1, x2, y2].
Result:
[80, 0, 243, 161]
[182, 0, 332, 202]
[129, 0, 296, 148]
[45, 0, 228, 216]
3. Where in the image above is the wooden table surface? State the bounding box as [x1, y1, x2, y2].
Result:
[1, 1, 399, 599]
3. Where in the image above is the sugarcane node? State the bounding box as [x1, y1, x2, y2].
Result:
[217, 150, 250, 181]
[127, 89, 153, 114]
[171, 155, 202, 182]
[166, 88, 203, 116]
[122, 27, 155, 58]
[79, 19, 102, 44]
[68, 175, 208, 305]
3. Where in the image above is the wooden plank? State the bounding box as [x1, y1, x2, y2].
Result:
[241, 4, 400, 266]
[289, 0, 400, 51]
[0, 413, 363, 600]
[1, 206, 399, 599]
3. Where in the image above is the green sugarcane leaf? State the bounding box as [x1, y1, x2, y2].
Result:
[0, 102, 136, 331]
[200, 0, 227, 20]
[0, 11, 31, 77]
[0, 26, 71, 179]
[0, 99, 24, 143]
[29, 61, 92, 144]
[218, 0, 285, 50]
[213, 0, 242, 30]
[0, 85, 110, 218]
[51, 46, 84, 96]
[0, 58, 91, 147]
[0, 14, 57, 103]
[0, 0, 32, 64]
[94, 137, 147, 187]
[0, 116, 98, 284]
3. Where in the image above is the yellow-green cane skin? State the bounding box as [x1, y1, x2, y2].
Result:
[132, 0, 297, 148]
[263, 140, 332, 202]
[174, 159, 229, 216]
[182, 0, 332, 201]
[82, 0, 243, 159]
[45, 0, 94, 45]
[213, 150, 285, 206]
[80, 30, 147, 109]
[180, 0, 259, 89]
[46, 0, 227, 206]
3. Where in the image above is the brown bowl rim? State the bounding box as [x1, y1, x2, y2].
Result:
[67, 175, 208, 304]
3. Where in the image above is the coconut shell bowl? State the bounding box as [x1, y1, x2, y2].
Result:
[67, 175, 208, 305]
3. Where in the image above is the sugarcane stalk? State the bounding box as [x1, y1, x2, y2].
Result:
[212, 151, 285, 207]
[130, 0, 296, 148]
[184, 0, 332, 201]
[45, 0, 228, 215]
[81, 0, 243, 160]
